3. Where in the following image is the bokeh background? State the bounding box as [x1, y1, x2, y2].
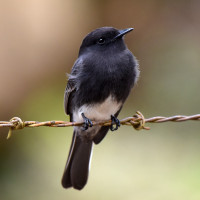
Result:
[0, 0, 200, 199]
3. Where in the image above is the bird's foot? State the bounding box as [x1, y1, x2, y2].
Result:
[81, 113, 93, 130]
[110, 115, 120, 131]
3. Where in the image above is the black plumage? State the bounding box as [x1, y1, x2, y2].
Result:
[62, 27, 139, 190]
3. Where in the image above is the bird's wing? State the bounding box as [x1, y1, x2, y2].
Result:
[64, 58, 83, 115]
[64, 78, 76, 115]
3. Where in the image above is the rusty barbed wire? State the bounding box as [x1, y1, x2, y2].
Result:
[0, 112, 199, 139]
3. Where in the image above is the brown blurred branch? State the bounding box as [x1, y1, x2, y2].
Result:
[0, 112, 200, 139]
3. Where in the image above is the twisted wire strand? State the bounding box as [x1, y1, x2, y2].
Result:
[0, 113, 199, 129]
[0, 112, 199, 139]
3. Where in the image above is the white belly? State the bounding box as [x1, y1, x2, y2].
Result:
[73, 95, 122, 123]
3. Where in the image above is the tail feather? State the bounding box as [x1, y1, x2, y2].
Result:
[62, 131, 93, 190]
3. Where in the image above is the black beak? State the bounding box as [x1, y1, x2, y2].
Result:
[114, 28, 134, 39]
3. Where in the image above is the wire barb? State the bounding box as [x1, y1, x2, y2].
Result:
[7, 117, 25, 139]
[130, 111, 150, 130]
[0, 112, 199, 139]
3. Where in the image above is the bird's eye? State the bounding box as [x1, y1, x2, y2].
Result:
[97, 38, 105, 45]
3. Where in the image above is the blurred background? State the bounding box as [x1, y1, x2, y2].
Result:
[0, 0, 200, 199]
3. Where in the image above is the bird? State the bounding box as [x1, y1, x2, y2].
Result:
[62, 27, 139, 190]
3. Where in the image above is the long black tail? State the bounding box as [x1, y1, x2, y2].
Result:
[62, 131, 93, 190]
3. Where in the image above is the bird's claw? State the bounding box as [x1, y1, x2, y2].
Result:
[110, 115, 120, 131]
[81, 113, 93, 130]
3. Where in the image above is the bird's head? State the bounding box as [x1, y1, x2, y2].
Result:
[79, 27, 133, 56]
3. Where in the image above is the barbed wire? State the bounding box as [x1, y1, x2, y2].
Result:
[0, 112, 199, 139]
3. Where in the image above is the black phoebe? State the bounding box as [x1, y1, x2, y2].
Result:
[62, 27, 139, 190]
